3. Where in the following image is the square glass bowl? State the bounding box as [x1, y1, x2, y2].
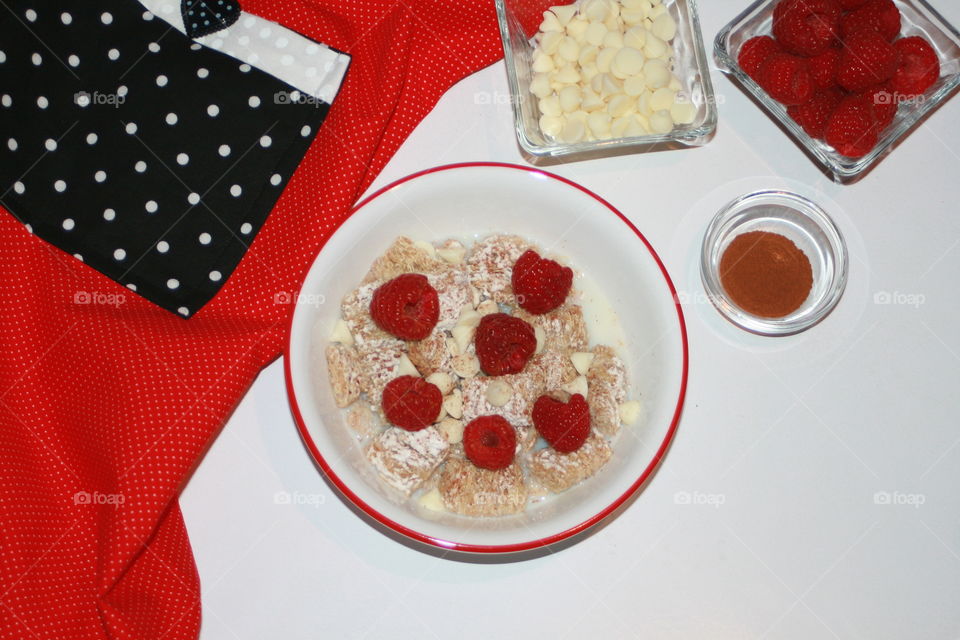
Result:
[495, 0, 718, 161]
[715, 0, 960, 182]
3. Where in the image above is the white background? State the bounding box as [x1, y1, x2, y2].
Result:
[181, 2, 960, 638]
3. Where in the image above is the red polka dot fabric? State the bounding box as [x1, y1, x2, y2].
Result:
[0, 1, 549, 637]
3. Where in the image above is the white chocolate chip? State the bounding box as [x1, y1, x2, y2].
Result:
[651, 12, 676, 41]
[418, 487, 445, 511]
[620, 400, 642, 425]
[570, 351, 596, 375]
[612, 47, 645, 77]
[643, 33, 666, 59]
[451, 325, 475, 354]
[668, 74, 683, 92]
[578, 44, 599, 67]
[470, 286, 481, 307]
[413, 240, 436, 257]
[602, 29, 624, 49]
[557, 36, 580, 63]
[443, 388, 463, 419]
[329, 319, 354, 346]
[530, 72, 553, 99]
[540, 10, 563, 33]
[608, 93, 635, 118]
[446, 336, 461, 357]
[670, 99, 697, 124]
[485, 379, 514, 407]
[649, 109, 674, 133]
[643, 59, 669, 88]
[550, 4, 578, 26]
[534, 326, 546, 354]
[596, 47, 618, 74]
[426, 372, 454, 395]
[452, 353, 480, 379]
[539, 114, 564, 138]
[458, 307, 482, 328]
[587, 111, 612, 137]
[624, 25, 647, 48]
[558, 85, 582, 112]
[437, 245, 466, 263]
[540, 31, 563, 56]
[532, 51, 556, 73]
[539, 95, 562, 117]
[566, 16, 589, 41]
[437, 417, 464, 444]
[562, 375, 589, 397]
[583, 0, 609, 22]
[397, 354, 420, 377]
[650, 87, 676, 112]
[560, 117, 586, 143]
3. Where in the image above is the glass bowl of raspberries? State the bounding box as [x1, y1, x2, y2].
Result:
[715, 0, 960, 182]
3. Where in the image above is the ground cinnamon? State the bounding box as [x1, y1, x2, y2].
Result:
[719, 231, 813, 318]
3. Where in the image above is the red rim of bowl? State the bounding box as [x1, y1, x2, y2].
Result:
[283, 161, 689, 554]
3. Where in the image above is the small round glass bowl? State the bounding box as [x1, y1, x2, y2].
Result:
[700, 190, 848, 336]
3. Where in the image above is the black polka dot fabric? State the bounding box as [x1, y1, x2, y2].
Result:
[182, 0, 241, 38]
[0, 0, 337, 317]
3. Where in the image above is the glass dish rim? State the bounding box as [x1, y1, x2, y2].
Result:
[700, 189, 849, 336]
[495, 0, 720, 158]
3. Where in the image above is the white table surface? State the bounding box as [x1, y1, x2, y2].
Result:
[181, 2, 960, 638]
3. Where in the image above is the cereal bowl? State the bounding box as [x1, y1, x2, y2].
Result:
[284, 163, 688, 553]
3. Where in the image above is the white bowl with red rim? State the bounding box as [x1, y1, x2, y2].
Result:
[284, 162, 688, 553]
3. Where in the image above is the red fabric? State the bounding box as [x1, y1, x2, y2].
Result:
[0, 1, 550, 637]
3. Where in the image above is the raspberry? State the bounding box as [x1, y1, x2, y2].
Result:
[370, 273, 439, 341]
[463, 416, 517, 470]
[837, 29, 899, 92]
[474, 313, 536, 376]
[381, 376, 442, 431]
[838, 0, 869, 8]
[889, 36, 940, 97]
[808, 48, 840, 89]
[862, 84, 897, 129]
[511, 250, 573, 315]
[788, 88, 843, 138]
[825, 94, 879, 157]
[772, 0, 842, 57]
[738, 36, 782, 79]
[532, 393, 591, 453]
[840, 0, 901, 41]
[757, 53, 815, 106]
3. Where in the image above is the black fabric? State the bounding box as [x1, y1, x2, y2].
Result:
[0, 0, 333, 317]
[182, 0, 241, 38]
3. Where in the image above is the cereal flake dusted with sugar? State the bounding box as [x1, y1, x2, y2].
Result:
[325, 344, 363, 408]
[515, 305, 588, 354]
[363, 236, 446, 283]
[406, 330, 452, 378]
[529, 431, 613, 493]
[357, 344, 405, 410]
[439, 456, 527, 516]
[461, 367, 546, 427]
[465, 234, 532, 304]
[588, 345, 627, 437]
[428, 269, 473, 330]
[341, 281, 404, 351]
[367, 426, 450, 496]
[527, 350, 579, 393]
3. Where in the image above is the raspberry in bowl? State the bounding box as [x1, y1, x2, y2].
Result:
[714, 0, 960, 182]
[284, 163, 688, 553]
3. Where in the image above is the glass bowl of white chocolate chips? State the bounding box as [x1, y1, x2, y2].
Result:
[495, 0, 718, 160]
